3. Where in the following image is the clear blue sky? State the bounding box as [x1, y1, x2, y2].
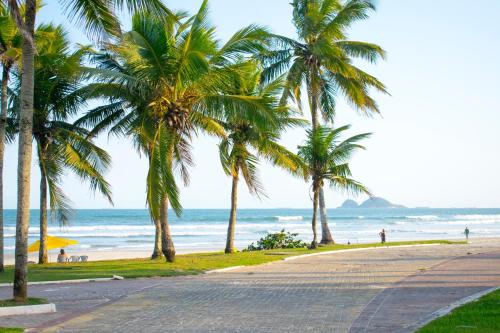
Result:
[4, 0, 500, 209]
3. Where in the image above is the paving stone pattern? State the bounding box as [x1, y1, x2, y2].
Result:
[1, 239, 499, 333]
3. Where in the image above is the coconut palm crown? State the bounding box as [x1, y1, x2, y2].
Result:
[262, 0, 388, 121]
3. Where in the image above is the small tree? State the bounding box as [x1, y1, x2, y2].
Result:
[298, 125, 371, 248]
[218, 64, 306, 253]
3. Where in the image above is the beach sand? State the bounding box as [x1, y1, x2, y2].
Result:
[3, 247, 221, 265]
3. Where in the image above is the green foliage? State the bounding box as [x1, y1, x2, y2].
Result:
[218, 63, 307, 197]
[0, 328, 24, 333]
[418, 289, 500, 333]
[77, 3, 273, 220]
[262, 0, 388, 121]
[246, 229, 308, 251]
[298, 125, 371, 195]
[58, 0, 171, 39]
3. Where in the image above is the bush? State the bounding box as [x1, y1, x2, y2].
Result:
[246, 229, 307, 251]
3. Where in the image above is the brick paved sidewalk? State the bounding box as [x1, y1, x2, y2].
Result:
[349, 250, 500, 333]
[1, 240, 499, 333]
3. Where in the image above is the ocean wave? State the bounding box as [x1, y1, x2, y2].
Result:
[406, 215, 439, 220]
[275, 216, 303, 221]
[5, 230, 230, 238]
[116, 244, 151, 249]
[453, 214, 500, 221]
[439, 220, 500, 226]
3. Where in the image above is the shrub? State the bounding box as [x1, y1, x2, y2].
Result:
[246, 229, 307, 251]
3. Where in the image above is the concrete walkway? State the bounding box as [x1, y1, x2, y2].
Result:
[1, 239, 499, 333]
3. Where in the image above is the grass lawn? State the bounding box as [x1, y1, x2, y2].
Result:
[0, 328, 24, 333]
[418, 288, 500, 333]
[0, 297, 47, 307]
[0, 240, 462, 283]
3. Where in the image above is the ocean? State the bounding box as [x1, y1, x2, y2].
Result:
[3, 208, 500, 254]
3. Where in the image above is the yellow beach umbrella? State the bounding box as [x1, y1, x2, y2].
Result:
[28, 236, 78, 253]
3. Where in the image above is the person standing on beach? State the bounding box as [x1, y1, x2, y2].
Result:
[465, 227, 470, 240]
[379, 229, 386, 244]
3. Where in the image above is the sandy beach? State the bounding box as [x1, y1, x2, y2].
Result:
[3, 247, 222, 265]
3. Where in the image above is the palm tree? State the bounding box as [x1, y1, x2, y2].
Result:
[77, 2, 271, 262]
[262, 0, 387, 244]
[1, 0, 170, 302]
[298, 125, 371, 248]
[218, 64, 306, 253]
[0, 5, 21, 272]
[10, 24, 114, 264]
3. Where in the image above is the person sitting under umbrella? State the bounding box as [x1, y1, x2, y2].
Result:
[57, 249, 68, 263]
[28, 236, 78, 263]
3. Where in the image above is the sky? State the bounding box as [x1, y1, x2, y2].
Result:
[3, 0, 500, 209]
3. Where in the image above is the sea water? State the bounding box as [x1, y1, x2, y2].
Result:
[3, 208, 500, 253]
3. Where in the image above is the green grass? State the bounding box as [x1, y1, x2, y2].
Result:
[0, 240, 462, 283]
[0, 297, 47, 307]
[0, 328, 24, 333]
[418, 289, 500, 333]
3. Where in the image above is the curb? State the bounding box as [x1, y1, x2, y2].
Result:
[0, 277, 114, 288]
[204, 266, 246, 274]
[407, 286, 500, 331]
[0, 303, 56, 317]
[282, 243, 444, 261]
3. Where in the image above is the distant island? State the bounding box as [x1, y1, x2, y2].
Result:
[339, 197, 406, 209]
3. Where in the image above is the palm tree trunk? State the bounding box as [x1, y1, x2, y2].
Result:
[14, 0, 36, 302]
[319, 188, 334, 244]
[160, 196, 175, 262]
[38, 164, 48, 264]
[225, 172, 239, 254]
[0, 64, 11, 272]
[151, 218, 162, 259]
[311, 186, 319, 249]
[147, 146, 162, 260]
[309, 75, 333, 246]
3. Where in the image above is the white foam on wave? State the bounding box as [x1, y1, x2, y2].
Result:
[7, 230, 232, 238]
[275, 216, 303, 221]
[453, 214, 500, 221]
[406, 215, 439, 220]
[440, 220, 500, 226]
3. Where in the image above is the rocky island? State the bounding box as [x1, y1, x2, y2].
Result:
[339, 197, 405, 208]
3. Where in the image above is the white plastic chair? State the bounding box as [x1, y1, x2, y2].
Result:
[69, 255, 80, 262]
